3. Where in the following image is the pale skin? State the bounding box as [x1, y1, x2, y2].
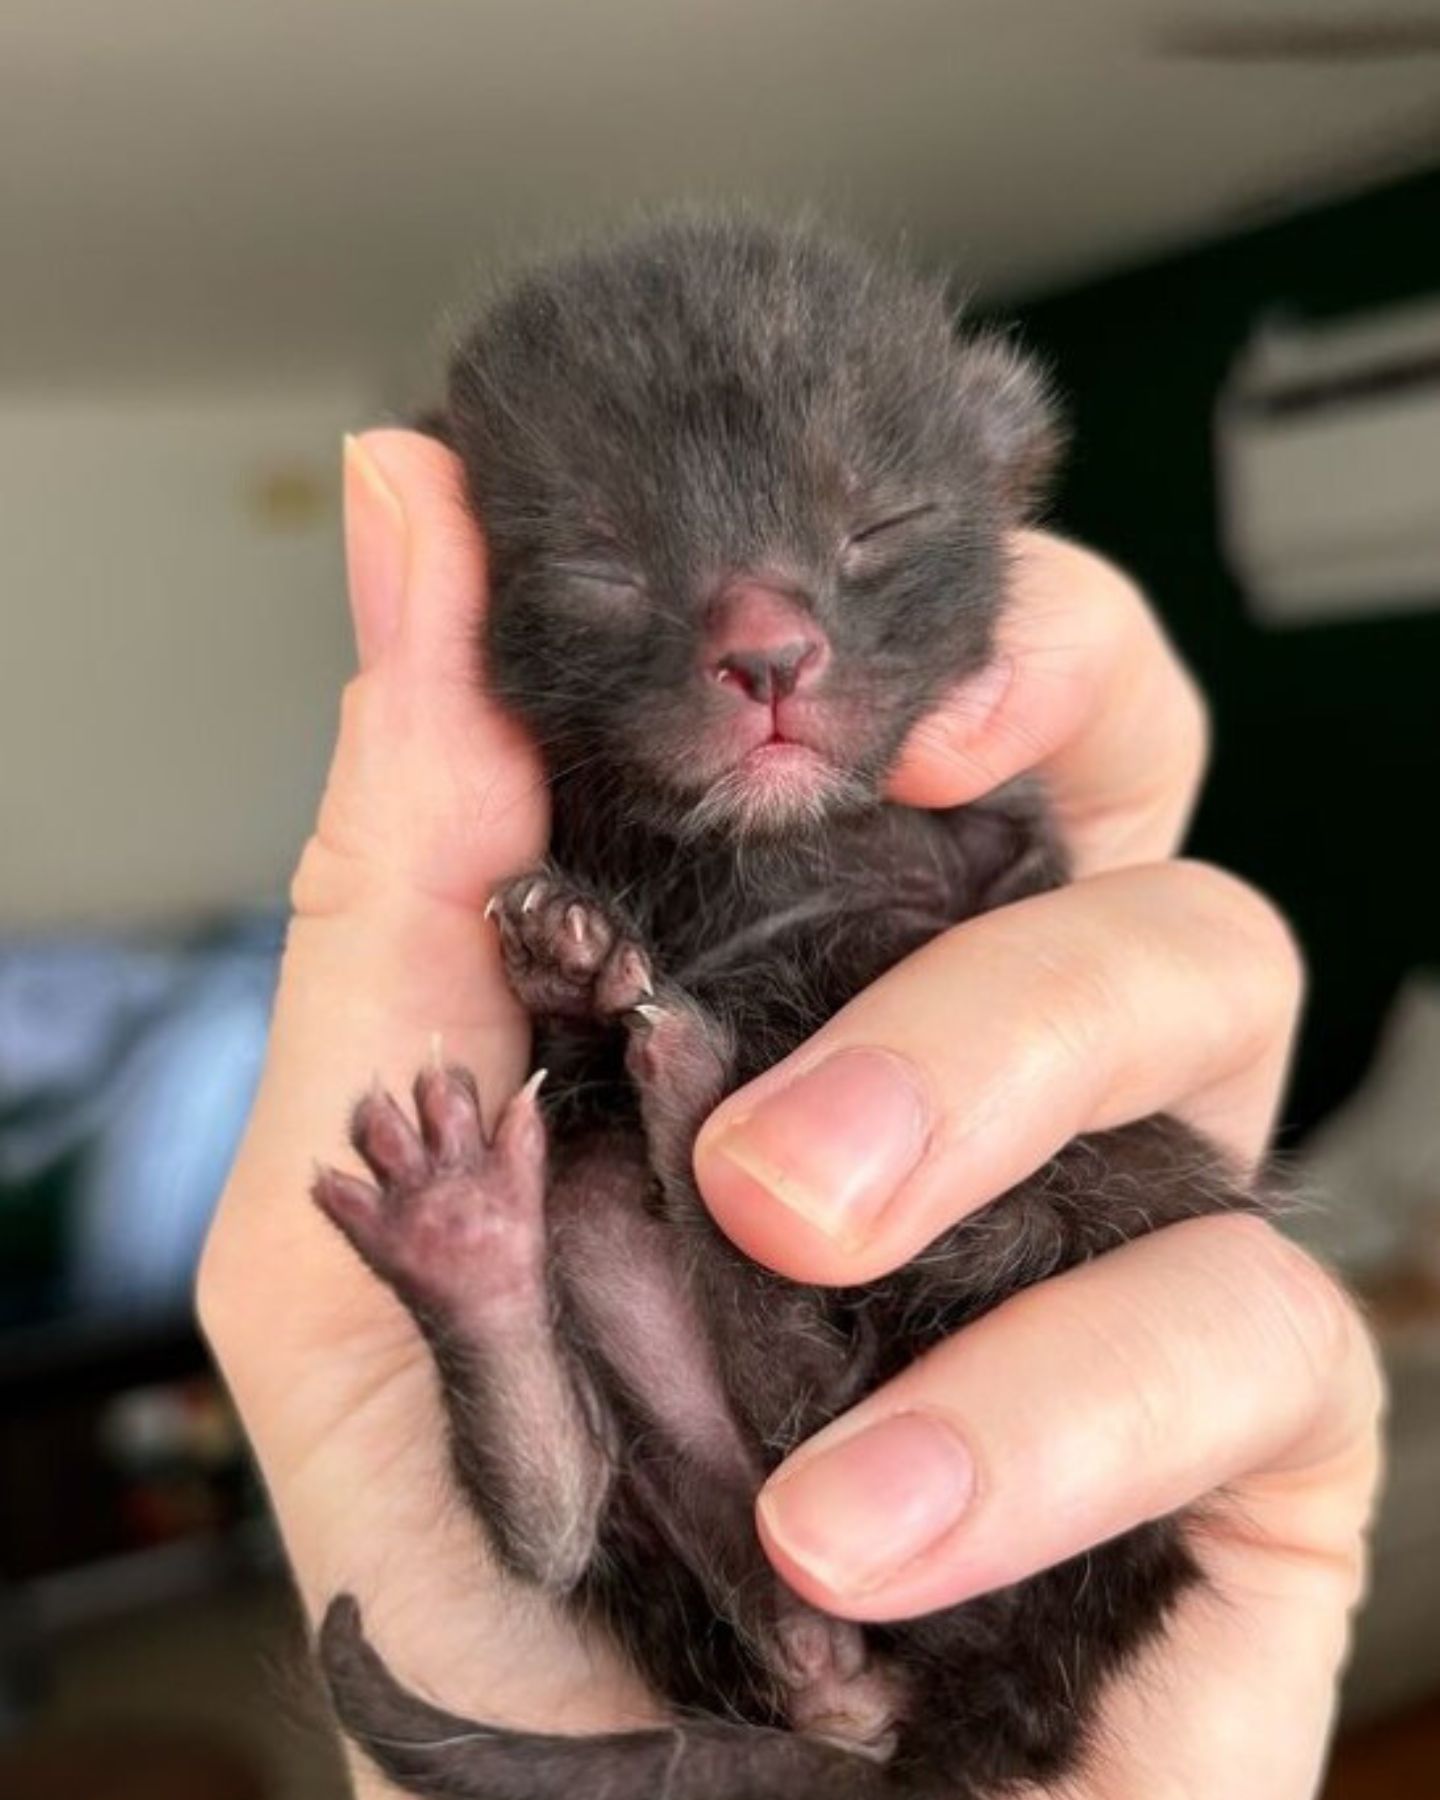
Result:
[198, 429, 1384, 1800]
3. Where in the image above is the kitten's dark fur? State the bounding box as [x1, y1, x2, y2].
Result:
[311, 215, 1255, 1799]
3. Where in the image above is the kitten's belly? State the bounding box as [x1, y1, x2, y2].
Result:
[550, 1133, 760, 1486]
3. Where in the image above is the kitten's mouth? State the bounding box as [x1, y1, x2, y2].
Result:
[678, 732, 869, 837]
[743, 736, 824, 767]
[737, 737, 832, 791]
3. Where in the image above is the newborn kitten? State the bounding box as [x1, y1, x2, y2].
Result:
[311, 214, 1254, 1799]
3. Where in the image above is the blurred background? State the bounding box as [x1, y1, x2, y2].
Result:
[2, 3, 1439, 1794]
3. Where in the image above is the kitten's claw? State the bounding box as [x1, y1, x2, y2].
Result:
[492, 874, 656, 1021]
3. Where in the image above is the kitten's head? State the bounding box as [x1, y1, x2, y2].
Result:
[447, 213, 1057, 839]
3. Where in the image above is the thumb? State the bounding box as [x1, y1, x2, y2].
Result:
[307, 429, 547, 906]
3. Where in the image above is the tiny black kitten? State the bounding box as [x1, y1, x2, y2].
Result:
[312, 214, 1255, 1800]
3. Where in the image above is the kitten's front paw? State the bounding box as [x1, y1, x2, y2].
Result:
[312, 1063, 548, 1317]
[489, 873, 654, 1020]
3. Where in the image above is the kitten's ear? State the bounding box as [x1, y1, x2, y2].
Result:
[955, 334, 1062, 517]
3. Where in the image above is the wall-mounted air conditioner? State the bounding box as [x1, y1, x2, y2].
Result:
[1216, 295, 1440, 626]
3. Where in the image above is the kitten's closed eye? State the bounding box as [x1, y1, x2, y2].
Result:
[846, 503, 937, 546]
[840, 503, 938, 575]
[552, 561, 646, 599]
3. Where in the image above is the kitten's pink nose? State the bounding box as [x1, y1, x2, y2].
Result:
[705, 585, 829, 705]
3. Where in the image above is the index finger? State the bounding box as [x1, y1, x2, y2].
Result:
[886, 533, 1210, 874]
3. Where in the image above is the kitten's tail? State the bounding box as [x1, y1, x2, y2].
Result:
[320, 1596, 904, 1800]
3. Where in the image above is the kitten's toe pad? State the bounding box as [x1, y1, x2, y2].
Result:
[491, 874, 654, 1019]
[312, 1065, 548, 1317]
[775, 1614, 901, 1760]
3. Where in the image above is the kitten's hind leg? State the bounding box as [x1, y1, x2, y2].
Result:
[312, 1064, 613, 1593]
[558, 1167, 900, 1758]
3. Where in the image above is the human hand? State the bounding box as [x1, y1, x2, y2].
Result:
[199, 433, 1381, 1800]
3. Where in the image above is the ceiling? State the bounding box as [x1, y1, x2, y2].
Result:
[2, 0, 1439, 386]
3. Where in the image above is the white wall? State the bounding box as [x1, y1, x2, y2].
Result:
[0, 386, 371, 927]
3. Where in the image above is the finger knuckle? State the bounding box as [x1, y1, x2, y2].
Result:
[1070, 542, 1151, 656]
[193, 1221, 243, 1358]
[1046, 539, 1213, 811]
[337, 671, 378, 739]
[1168, 668, 1212, 792]
[1171, 861, 1307, 1018]
[289, 832, 359, 917]
[1207, 1212, 1357, 1394]
[1063, 545, 1180, 683]
[985, 921, 1123, 1092]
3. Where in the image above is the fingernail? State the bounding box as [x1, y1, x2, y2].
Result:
[343, 433, 408, 668]
[759, 1411, 975, 1596]
[707, 1048, 929, 1245]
